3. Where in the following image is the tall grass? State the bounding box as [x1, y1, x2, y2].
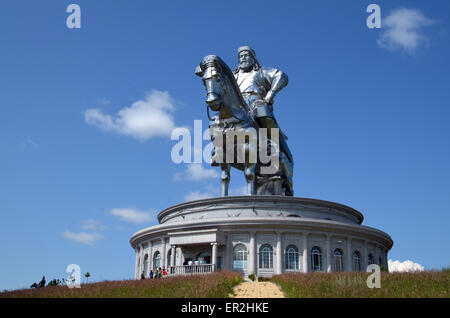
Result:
[0, 271, 243, 298]
[272, 269, 450, 298]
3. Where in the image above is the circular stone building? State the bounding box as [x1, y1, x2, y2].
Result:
[130, 196, 393, 278]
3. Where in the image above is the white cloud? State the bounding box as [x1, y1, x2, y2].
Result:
[377, 8, 436, 53]
[388, 259, 425, 272]
[174, 164, 219, 181]
[109, 208, 155, 224]
[63, 230, 103, 246]
[85, 90, 176, 141]
[80, 219, 106, 231]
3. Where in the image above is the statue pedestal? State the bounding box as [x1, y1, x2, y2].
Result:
[131, 196, 393, 278]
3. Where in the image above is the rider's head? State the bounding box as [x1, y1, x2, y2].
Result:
[236, 46, 261, 73]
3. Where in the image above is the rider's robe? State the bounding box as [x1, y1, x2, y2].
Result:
[234, 66, 293, 164]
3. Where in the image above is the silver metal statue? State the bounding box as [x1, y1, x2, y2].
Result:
[196, 46, 294, 196]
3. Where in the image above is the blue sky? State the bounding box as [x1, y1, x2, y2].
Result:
[1, 0, 449, 290]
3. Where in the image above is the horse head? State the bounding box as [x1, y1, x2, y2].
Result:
[196, 55, 252, 123]
[196, 55, 223, 112]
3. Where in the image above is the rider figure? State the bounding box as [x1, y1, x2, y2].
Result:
[233, 46, 288, 138]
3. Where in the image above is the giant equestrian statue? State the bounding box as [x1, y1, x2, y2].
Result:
[196, 46, 294, 196]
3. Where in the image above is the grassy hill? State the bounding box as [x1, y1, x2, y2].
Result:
[272, 269, 449, 298]
[0, 271, 243, 298]
[1, 269, 448, 298]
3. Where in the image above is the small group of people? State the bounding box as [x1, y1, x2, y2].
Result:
[141, 267, 168, 279]
[185, 259, 207, 266]
[30, 276, 46, 288]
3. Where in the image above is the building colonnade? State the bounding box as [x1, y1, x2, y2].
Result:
[134, 230, 388, 278]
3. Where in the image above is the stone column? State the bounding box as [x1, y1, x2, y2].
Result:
[276, 232, 283, 275]
[134, 247, 139, 279]
[326, 235, 331, 272]
[139, 245, 144, 276]
[363, 240, 368, 270]
[346, 238, 352, 271]
[148, 241, 153, 271]
[249, 231, 256, 276]
[161, 237, 167, 269]
[166, 239, 171, 268]
[177, 247, 184, 266]
[143, 243, 149, 275]
[226, 234, 233, 270]
[211, 243, 218, 271]
[375, 245, 380, 266]
[171, 245, 176, 267]
[302, 232, 308, 273]
[384, 249, 389, 271]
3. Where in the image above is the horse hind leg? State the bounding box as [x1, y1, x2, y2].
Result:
[220, 164, 230, 197]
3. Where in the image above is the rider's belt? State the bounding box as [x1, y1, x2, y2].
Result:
[210, 117, 241, 126]
[242, 92, 262, 97]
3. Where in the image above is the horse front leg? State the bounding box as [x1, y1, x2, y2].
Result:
[220, 164, 230, 197]
[243, 137, 257, 196]
[244, 164, 256, 195]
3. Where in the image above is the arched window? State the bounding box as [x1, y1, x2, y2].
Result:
[311, 246, 322, 271]
[368, 254, 374, 265]
[352, 251, 362, 272]
[143, 254, 149, 276]
[153, 251, 161, 270]
[259, 244, 274, 269]
[333, 249, 344, 272]
[233, 244, 247, 270]
[285, 245, 300, 270]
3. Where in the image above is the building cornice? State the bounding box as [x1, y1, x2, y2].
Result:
[130, 216, 392, 250]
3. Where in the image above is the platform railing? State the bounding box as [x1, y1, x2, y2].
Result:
[169, 264, 215, 275]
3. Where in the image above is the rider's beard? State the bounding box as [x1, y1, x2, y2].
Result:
[239, 61, 254, 72]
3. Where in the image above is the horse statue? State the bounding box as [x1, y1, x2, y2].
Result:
[195, 55, 293, 196]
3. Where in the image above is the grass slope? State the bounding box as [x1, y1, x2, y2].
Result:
[0, 271, 243, 298]
[2, 270, 448, 298]
[272, 269, 450, 298]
